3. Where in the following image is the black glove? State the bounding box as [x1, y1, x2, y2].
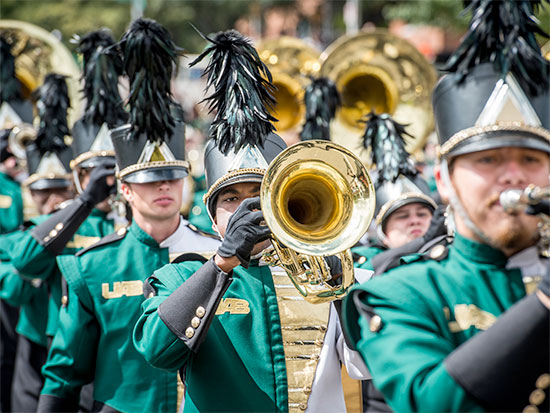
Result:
[422, 205, 447, 242]
[526, 200, 550, 216]
[217, 197, 271, 268]
[539, 261, 550, 297]
[0, 129, 12, 163]
[79, 158, 116, 208]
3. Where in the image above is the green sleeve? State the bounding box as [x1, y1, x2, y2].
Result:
[352, 283, 483, 412]
[133, 268, 191, 371]
[0, 260, 40, 307]
[41, 281, 99, 400]
[6, 226, 57, 281]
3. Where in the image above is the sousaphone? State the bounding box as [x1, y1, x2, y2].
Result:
[320, 29, 437, 164]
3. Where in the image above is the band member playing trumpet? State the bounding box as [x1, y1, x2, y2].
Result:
[343, 1, 550, 411]
[133, 29, 371, 413]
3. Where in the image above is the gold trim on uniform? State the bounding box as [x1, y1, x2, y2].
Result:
[270, 268, 330, 413]
[215, 298, 250, 315]
[117, 160, 190, 180]
[70, 150, 115, 169]
[203, 168, 266, 203]
[438, 122, 550, 158]
[66, 234, 101, 249]
[446, 304, 497, 332]
[0, 194, 13, 208]
[101, 280, 144, 299]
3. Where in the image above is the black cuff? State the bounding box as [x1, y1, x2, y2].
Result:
[37, 394, 80, 412]
[31, 198, 93, 255]
[444, 294, 550, 412]
[158, 258, 232, 352]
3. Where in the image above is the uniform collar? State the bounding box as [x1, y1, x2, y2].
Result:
[129, 220, 159, 248]
[159, 216, 186, 253]
[452, 232, 508, 266]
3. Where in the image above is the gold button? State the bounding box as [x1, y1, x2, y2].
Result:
[315, 339, 323, 347]
[185, 327, 195, 338]
[117, 227, 127, 236]
[55, 223, 64, 231]
[299, 402, 307, 410]
[191, 317, 201, 328]
[148, 292, 154, 299]
[358, 256, 367, 265]
[311, 354, 320, 361]
[49, 229, 58, 237]
[192, 206, 202, 216]
[369, 315, 382, 332]
[319, 325, 327, 332]
[430, 245, 446, 260]
[61, 296, 68, 306]
[303, 386, 311, 395]
[529, 389, 546, 406]
[196, 306, 206, 318]
[536, 374, 550, 389]
[523, 405, 539, 413]
[43, 236, 50, 243]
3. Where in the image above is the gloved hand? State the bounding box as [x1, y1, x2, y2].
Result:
[79, 158, 116, 208]
[422, 205, 447, 242]
[217, 196, 271, 268]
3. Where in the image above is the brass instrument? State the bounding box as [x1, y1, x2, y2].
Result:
[261, 140, 375, 303]
[320, 30, 437, 164]
[0, 20, 82, 127]
[257, 37, 321, 139]
[7, 123, 36, 163]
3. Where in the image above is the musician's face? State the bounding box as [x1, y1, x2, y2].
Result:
[213, 181, 270, 255]
[383, 203, 433, 248]
[436, 147, 550, 256]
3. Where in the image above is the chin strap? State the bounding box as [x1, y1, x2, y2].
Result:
[440, 159, 492, 245]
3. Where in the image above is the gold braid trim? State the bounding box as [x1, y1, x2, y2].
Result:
[70, 150, 115, 169]
[117, 160, 190, 179]
[203, 168, 266, 203]
[437, 122, 550, 159]
[376, 192, 437, 226]
[24, 173, 71, 187]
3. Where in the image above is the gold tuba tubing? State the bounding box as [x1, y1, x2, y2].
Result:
[320, 29, 437, 164]
[257, 37, 321, 136]
[261, 140, 375, 303]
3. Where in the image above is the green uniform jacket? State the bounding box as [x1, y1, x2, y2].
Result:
[352, 245, 386, 271]
[0, 234, 49, 347]
[343, 234, 528, 412]
[7, 208, 116, 337]
[0, 171, 23, 234]
[42, 221, 177, 413]
[134, 261, 289, 412]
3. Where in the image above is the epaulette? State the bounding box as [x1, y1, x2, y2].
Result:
[186, 221, 220, 241]
[75, 226, 128, 257]
[172, 252, 209, 264]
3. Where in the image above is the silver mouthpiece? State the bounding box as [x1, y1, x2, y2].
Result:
[499, 189, 525, 213]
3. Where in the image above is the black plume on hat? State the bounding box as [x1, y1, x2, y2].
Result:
[32, 74, 70, 155]
[118, 18, 183, 142]
[76, 29, 126, 127]
[299, 77, 340, 141]
[190, 29, 277, 155]
[361, 111, 417, 186]
[0, 36, 24, 103]
[444, 0, 549, 95]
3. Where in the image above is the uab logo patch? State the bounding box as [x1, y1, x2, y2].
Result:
[215, 298, 250, 315]
[102, 281, 143, 299]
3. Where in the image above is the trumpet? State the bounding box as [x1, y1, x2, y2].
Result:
[260, 140, 375, 303]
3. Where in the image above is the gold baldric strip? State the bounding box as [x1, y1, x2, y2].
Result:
[271, 270, 330, 413]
